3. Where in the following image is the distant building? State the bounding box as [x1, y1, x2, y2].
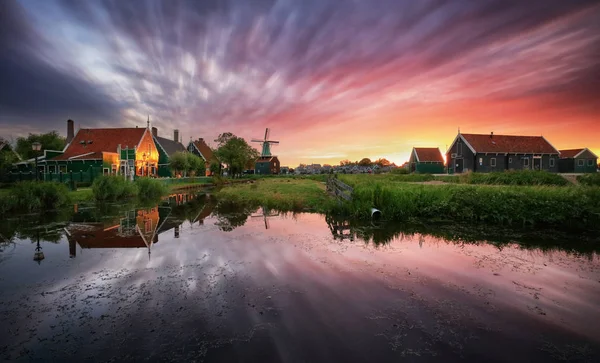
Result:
[280, 166, 290, 174]
[446, 132, 559, 173]
[408, 147, 445, 173]
[152, 127, 186, 177]
[558, 148, 597, 173]
[188, 138, 214, 176]
[46, 119, 159, 177]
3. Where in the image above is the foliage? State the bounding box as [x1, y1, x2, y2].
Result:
[358, 158, 372, 166]
[92, 175, 137, 201]
[186, 152, 206, 176]
[0, 181, 71, 214]
[390, 167, 410, 175]
[214, 132, 259, 178]
[374, 158, 391, 167]
[577, 173, 600, 186]
[169, 151, 189, 176]
[0, 147, 19, 173]
[210, 161, 221, 175]
[135, 178, 168, 201]
[457, 170, 569, 186]
[15, 131, 66, 160]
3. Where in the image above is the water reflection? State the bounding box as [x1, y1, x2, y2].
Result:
[250, 207, 279, 229]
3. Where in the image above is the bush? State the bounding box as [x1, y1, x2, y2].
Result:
[3, 181, 71, 213]
[458, 170, 569, 186]
[577, 173, 600, 186]
[391, 168, 410, 175]
[135, 178, 168, 200]
[92, 175, 137, 201]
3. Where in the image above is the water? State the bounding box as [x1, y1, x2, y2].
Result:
[1, 193, 599, 362]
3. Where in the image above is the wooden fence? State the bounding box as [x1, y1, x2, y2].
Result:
[326, 175, 353, 201]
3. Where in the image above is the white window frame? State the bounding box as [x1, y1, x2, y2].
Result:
[588, 159, 594, 166]
[549, 158, 555, 167]
[103, 167, 110, 175]
[479, 157, 483, 166]
[578, 159, 585, 167]
[523, 158, 529, 167]
[490, 158, 496, 167]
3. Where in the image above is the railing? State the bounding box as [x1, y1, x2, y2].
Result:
[1, 167, 103, 185]
[326, 175, 353, 201]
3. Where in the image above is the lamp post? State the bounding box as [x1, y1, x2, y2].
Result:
[33, 231, 44, 264]
[32, 142, 41, 181]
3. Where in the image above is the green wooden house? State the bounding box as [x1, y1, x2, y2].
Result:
[188, 138, 214, 175]
[558, 148, 598, 173]
[408, 147, 445, 174]
[152, 127, 186, 177]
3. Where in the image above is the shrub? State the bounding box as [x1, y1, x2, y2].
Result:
[92, 175, 137, 201]
[391, 168, 410, 175]
[5, 181, 71, 213]
[135, 178, 168, 200]
[577, 173, 600, 186]
[458, 170, 568, 186]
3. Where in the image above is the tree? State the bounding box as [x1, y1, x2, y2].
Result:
[358, 158, 372, 166]
[169, 151, 189, 177]
[16, 131, 66, 160]
[374, 158, 391, 167]
[0, 146, 19, 174]
[339, 159, 352, 166]
[210, 161, 221, 176]
[186, 153, 206, 176]
[214, 132, 259, 178]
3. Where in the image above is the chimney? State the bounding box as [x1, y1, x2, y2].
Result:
[67, 119, 74, 143]
[152, 127, 158, 138]
[174, 129, 179, 142]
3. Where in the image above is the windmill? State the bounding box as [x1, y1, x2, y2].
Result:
[251, 128, 281, 175]
[251, 128, 279, 157]
[251, 206, 280, 229]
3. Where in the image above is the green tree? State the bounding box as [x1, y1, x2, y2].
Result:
[210, 161, 221, 176]
[186, 153, 206, 176]
[359, 158, 372, 166]
[169, 151, 189, 177]
[16, 131, 66, 160]
[0, 140, 19, 173]
[214, 132, 259, 178]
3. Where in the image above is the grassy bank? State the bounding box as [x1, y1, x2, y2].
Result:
[216, 176, 600, 231]
[214, 178, 334, 212]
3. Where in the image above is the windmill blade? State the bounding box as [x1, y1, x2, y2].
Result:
[269, 141, 280, 144]
[251, 139, 264, 143]
[264, 128, 270, 141]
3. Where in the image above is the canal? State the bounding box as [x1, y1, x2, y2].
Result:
[0, 192, 599, 362]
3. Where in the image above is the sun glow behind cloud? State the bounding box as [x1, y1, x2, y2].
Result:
[0, 0, 599, 165]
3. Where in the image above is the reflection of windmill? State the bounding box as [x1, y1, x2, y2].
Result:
[251, 206, 279, 229]
[251, 128, 279, 157]
[251, 128, 281, 175]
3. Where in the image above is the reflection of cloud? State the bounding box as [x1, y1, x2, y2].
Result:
[1, 0, 599, 164]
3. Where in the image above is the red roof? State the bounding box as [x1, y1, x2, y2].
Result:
[192, 138, 213, 162]
[559, 149, 585, 158]
[414, 148, 444, 163]
[461, 134, 558, 154]
[53, 128, 147, 160]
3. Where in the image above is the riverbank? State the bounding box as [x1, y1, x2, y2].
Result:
[215, 177, 600, 231]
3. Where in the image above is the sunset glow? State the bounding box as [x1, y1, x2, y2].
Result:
[1, 0, 599, 166]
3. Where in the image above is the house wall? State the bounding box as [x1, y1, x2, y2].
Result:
[134, 131, 159, 177]
[574, 150, 597, 173]
[447, 137, 475, 173]
[474, 153, 558, 173]
[415, 162, 444, 174]
[558, 158, 575, 173]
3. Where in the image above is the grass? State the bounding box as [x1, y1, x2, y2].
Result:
[456, 170, 569, 186]
[214, 178, 334, 212]
[0, 181, 72, 214]
[577, 173, 600, 186]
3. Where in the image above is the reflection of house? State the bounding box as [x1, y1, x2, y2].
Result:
[446, 132, 559, 173]
[45, 119, 159, 176]
[188, 138, 213, 175]
[408, 147, 444, 173]
[558, 148, 598, 173]
[152, 127, 186, 177]
[67, 207, 161, 258]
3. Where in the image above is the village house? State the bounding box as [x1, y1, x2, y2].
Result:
[45, 119, 159, 177]
[408, 147, 445, 173]
[558, 148, 598, 173]
[187, 138, 214, 175]
[446, 132, 560, 173]
[255, 156, 281, 175]
[151, 127, 186, 177]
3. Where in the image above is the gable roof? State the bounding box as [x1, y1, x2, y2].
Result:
[459, 133, 559, 154]
[52, 128, 147, 160]
[413, 147, 444, 163]
[190, 138, 213, 162]
[559, 148, 597, 159]
[154, 136, 186, 157]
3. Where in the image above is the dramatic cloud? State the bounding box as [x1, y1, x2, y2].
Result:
[1, 0, 599, 164]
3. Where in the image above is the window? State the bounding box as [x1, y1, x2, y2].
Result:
[588, 159, 595, 166]
[111, 164, 117, 174]
[523, 158, 529, 167]
[479, 157, 483, 166]
[549, 158, 555, 167]
[103, 168, 110, 175]
[578, 159, 585, 167]
[509, 157, 513, 164]
[490, 158, 496, 167]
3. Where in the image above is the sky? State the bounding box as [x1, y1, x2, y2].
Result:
[1, 0, 599, 166]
